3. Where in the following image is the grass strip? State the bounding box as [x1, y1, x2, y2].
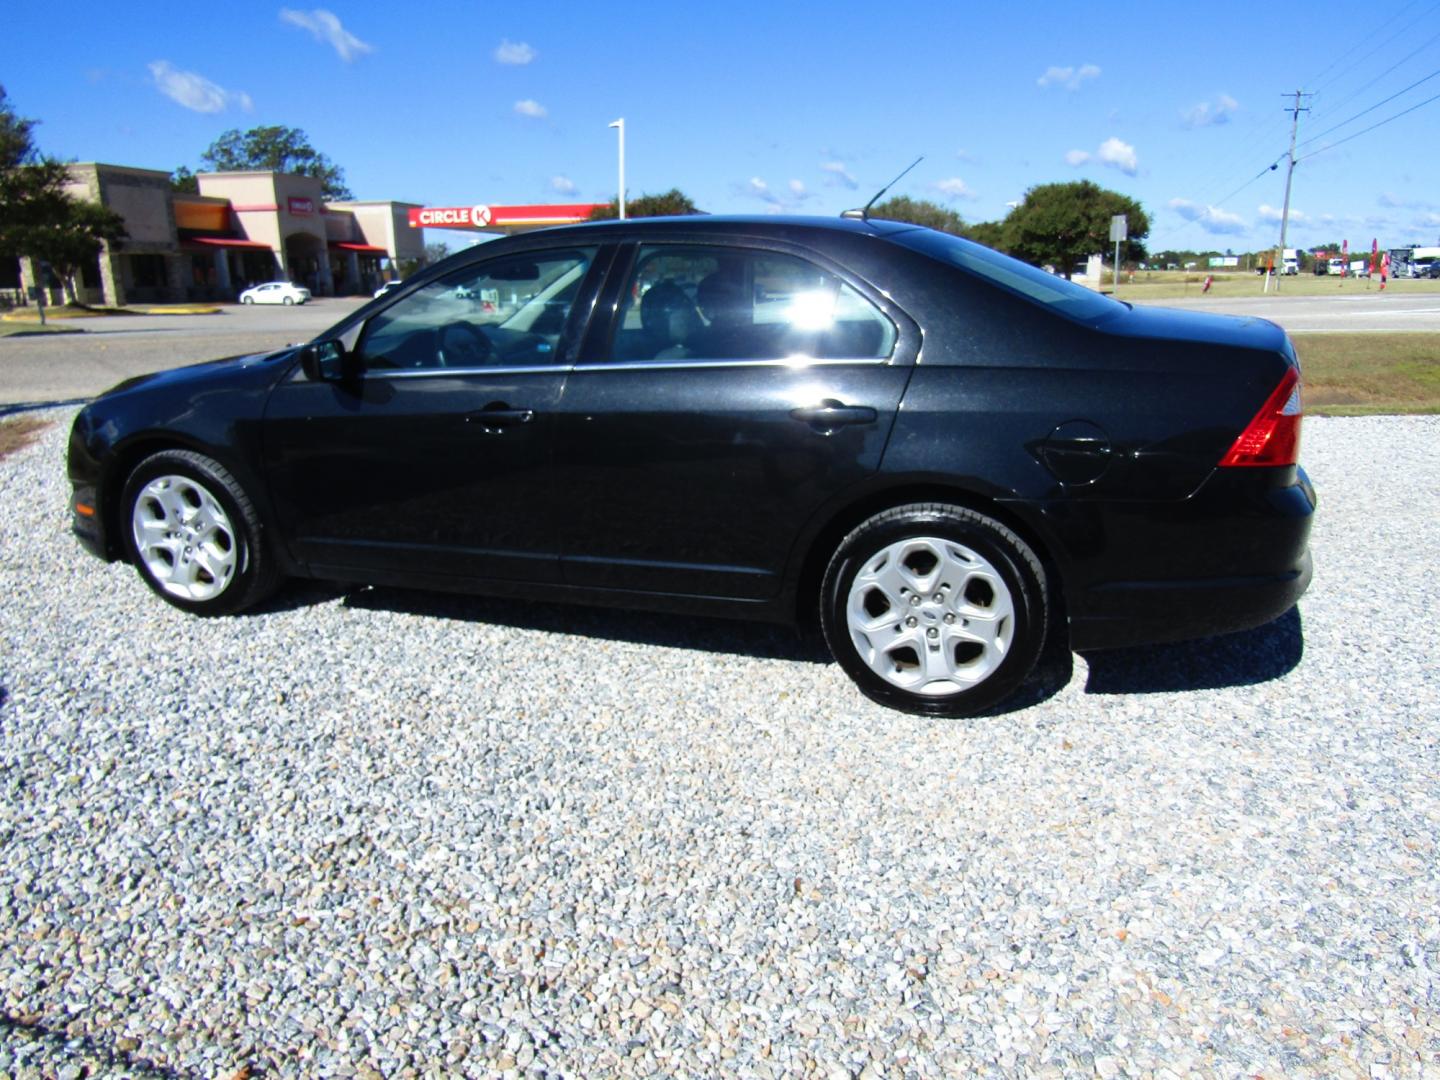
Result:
[1293, 332, 1440, 415]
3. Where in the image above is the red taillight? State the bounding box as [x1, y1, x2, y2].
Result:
[1219, 366, 1303, 467]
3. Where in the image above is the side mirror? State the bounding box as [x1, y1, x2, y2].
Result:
[299, 339, 349, 382]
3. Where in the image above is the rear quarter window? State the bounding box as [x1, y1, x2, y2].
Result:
[892, 228, 1126, 325]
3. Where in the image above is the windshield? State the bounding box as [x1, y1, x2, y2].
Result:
[891, 228, 1126, 324]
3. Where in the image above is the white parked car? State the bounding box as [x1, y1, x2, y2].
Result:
[239, 282, 311, 306]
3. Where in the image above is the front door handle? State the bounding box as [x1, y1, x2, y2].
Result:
[465, 405, 535, 432]
[790, 400, 878, 434]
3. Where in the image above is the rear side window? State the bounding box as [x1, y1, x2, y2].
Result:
[358, 248, 594, 371]
[608, 245, 896, 363]
[893, 228, 1124, 324]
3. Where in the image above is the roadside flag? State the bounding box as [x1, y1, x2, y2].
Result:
[1380, 250, 1389, 290]
[1341, 239, 1348, 278]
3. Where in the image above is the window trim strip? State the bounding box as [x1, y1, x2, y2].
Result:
[367, 356, 892, 380]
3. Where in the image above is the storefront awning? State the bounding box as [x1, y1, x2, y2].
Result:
[331, 242, 388, 253]
[188, 237, 273, 250]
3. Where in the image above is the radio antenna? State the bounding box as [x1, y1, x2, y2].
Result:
[851, 156, 924, 221]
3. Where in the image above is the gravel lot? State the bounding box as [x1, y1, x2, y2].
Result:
[0, 412, 1436, 1078]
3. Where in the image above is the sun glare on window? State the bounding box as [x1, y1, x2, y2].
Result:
[786, 290, 836, 331]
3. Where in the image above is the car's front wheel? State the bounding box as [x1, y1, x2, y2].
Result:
[122, 450, 280, 615]
[241, 296, 254, 304]
[820, 503, 1048, 716]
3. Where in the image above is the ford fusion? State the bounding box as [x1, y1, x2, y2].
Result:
[68, 216, 1314, 716]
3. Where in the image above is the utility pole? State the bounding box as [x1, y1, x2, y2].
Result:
[1272, 90, 1311, 294]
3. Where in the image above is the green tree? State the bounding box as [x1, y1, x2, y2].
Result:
[1002, 180, 1149, 270]
[869, 196, 966, 236]
[962, 219, 1007, 252]
[588, 188, 698, 220]
[200, 126, 353, 200]
[24, 199, 127, 302]
[1, 85, 127, 304]
[0, 85, 69, 250]
[424, 242, 450, 264]
[170, 165, 199, 194]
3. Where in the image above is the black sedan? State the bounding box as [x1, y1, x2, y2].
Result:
[68, 216, 1314, 716]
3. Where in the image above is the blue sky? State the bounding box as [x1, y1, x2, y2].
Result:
[3, 1, 1438, 253]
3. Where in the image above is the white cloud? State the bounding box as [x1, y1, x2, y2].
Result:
[1183, 93, 1239, 128]
[820, 160, 857, 189]
[933, 177, 976, 200]
[1096, 136, 1138, 175]
[494, 39, 536, 65]
[1064, 149, 1091, 167]
[1169, 198, 1247, 235]
[550, 175, 578, 196]
[513, 99, 547, 119]
[745, 177, 781, 205]
[789, 179, 807, 196]
[279, 9, 373, 62]
[147, 61, 252, 114]
[1037, 63, 1101, 90]
[1419, 211, 1440, 226]
[1258, 203, 1305, 223]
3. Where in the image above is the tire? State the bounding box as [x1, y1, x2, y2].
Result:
[121, 450, 281, 616]
[283, 296, 294, 306]
[241, 296, 254, 304]
[819, 503, 1048, 717]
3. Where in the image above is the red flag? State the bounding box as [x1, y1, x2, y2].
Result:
[1371, 238, 1380, 279]
[1342, 239, 1348, 278]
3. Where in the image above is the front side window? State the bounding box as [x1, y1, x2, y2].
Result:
[358, 248, 594, 371]
[609, 245, 896, 363]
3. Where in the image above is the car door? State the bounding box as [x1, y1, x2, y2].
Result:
[551, 240, 917, 600]
[262, 244, 607, 585]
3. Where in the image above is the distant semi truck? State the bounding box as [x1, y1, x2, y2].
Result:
[1255, 248, 1299, 275]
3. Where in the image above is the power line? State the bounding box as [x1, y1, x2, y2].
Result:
[1304, 0, 1427, 92]
[1310, 25, 1440, 124]
[1298, 86, 1440, 161]
[1298, 64, 1440, 150]
[1309, 0, 1440, 97]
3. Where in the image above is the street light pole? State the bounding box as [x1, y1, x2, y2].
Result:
[608, 118, 626, 220]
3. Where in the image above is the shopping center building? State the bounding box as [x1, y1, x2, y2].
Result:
[4, 163, 426, 306]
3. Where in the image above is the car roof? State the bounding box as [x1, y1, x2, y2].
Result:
[527, 213, 925, 244]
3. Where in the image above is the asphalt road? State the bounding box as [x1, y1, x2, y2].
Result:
[2, 291, 1437, 409]
[0, 299, 368, 407]
[1131, 291, 1440, 332]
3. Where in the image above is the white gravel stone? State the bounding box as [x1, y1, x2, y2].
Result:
[0, 411, 1437, 1077]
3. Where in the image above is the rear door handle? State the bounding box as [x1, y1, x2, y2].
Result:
[465, 405, 534, 431]
[790, 400, 878, 433]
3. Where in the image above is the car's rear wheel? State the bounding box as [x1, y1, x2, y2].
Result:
[283, 296, 294, 306]
[820, 503, 1048, 716]
[122, 450, 280, 615]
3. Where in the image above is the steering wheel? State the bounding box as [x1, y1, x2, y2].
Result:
[437, 321, 492, 367]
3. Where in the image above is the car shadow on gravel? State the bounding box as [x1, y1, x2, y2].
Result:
[261, 582, 1080, 711]
[0, 398, 90, 418]
[313, 583, 835, 663]
[1080, 606, 1303, 694]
